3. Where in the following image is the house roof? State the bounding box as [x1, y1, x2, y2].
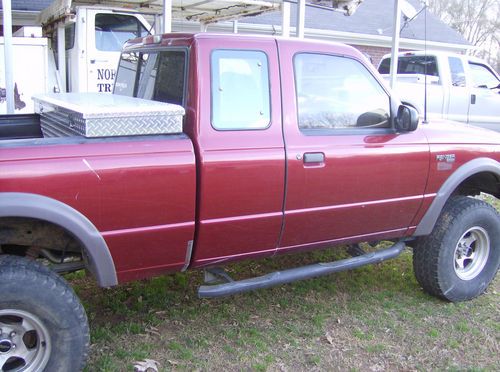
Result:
[6, 0, 53, 11]
[4, 0, 469, 47]
[244, 0, 469, 46]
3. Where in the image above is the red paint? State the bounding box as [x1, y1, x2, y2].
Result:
[2, 34, 499, 284]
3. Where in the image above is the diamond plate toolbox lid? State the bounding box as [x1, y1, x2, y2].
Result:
[33, 93, 185, 138]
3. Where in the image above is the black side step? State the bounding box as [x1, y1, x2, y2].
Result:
[198, 241, 406, 298]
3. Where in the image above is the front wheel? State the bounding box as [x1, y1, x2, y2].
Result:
[0, 255, 89, 371]
[413, 196, 500, 302]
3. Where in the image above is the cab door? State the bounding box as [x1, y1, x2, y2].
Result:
[277, 40, 430, 252]
[446, 56, 470, 123]
[467, 61, 500, 131]
[191, 37, 286, 267]
[85, 8, 150, 93]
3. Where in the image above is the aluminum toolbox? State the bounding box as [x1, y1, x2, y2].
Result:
[32, 93, 184, 138]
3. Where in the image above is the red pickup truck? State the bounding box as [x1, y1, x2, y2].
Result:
[0, 33, 499, 371]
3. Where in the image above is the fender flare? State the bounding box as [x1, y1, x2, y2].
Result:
[414, 158, 500, 236]
[0, 192, 117, 287]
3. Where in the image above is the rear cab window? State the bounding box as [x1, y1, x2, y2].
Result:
[210, 49, 271, 130]
[448, 57, 467, 87]
[379, 55, 440, 84]
[114, 48, 187, 106]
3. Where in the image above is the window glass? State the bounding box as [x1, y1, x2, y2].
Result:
[468, 62, 499, 88]
[114, 50, 186, 106]
[448, 57, 466, 87]
[95, 14, 149, 52]
[295, 53, 390, 130]
[211, 50, 270, 130]
[65, 24, 75, 50]
[378, 55, 440, 82]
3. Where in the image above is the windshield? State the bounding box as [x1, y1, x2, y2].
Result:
[114, 49, 187, 106]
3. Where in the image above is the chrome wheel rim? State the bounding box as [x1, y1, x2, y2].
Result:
[453, 226, 490, 281]
[0, 310, 51, 372]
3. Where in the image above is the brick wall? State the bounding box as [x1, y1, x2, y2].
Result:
[350, 44, 413, 68]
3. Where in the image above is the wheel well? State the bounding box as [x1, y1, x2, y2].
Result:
[0, 217, 86, 268]
[454, 171, 500, 199]
[0, 193, 117, 287]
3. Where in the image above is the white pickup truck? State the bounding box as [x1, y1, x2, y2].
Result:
[378, 51, 500, 132]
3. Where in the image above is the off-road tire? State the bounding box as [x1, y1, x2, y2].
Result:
[413, 196, 500, 302]
[0, 255, 89, 371]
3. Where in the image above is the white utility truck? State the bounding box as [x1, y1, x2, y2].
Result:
[378, 51, 500, 132]
[0, 3, 153, 114]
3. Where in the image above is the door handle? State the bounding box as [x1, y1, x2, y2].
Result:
[471, 94, 476, 104]
[303, 152, 325, 164]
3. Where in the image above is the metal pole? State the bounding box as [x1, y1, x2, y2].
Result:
[296, 0, 306, 38]
[163, 0, 172, 33]
[57, 25, 66, 92]
[2, 0, 15, 113]
[389, 0, 402, 89]
[154, 14, 162, 34]
[282, 1, 290, 37]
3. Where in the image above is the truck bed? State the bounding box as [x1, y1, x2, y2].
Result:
[0, 118, 197, 282]
[0, 114, 42, 140]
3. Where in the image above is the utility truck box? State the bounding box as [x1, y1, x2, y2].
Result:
[34, 92, 184, 137]
[0, 37, 52, 114]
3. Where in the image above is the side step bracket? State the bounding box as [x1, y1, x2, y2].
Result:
[198, 241, 406, 298]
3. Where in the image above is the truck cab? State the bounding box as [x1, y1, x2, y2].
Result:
[0, 4, 152, 115]
[59, 6, 152, 93]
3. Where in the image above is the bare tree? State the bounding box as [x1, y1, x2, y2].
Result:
[428, 0, 500, 69]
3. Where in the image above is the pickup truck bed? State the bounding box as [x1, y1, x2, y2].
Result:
[1, 121, 196, 283]
[0, 114, 42, 140]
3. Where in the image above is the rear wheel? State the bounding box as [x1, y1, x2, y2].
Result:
[0, 255, 89, 371]
[413, 196, 500, 302]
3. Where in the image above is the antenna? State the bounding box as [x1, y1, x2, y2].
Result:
[423, 1, 428, 124]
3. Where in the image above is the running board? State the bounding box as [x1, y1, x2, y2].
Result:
[198, 241, 406, 298]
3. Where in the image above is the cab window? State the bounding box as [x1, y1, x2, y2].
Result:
[295, 53, 390, 131]
[95, 14, 149, 52]
[211, 50, 271, 130]
[468, 62, 499, 89]
[114, 49, 187, 106]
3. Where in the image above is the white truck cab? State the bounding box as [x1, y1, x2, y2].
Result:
[47, 6, 152, 94]
[378, 51, 500, 132]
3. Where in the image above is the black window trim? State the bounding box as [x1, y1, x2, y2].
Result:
[209, 48, 272, 132]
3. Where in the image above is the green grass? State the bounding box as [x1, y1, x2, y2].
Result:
[77, 196, 500, 371]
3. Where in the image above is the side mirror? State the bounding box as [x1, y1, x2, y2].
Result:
[395, 105, 418, 132]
